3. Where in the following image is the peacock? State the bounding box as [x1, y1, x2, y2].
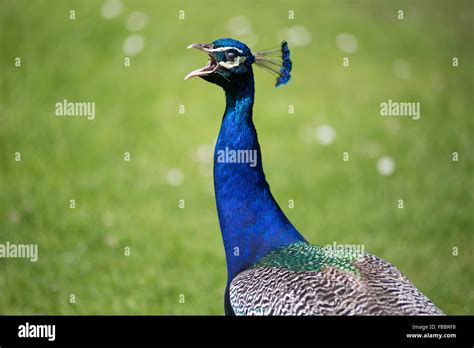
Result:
[185, 38, 443, 316]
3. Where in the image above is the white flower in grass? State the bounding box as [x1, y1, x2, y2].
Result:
[123, 34, 145, 56]
[196, 144, 213, 164]
[392, 59, 411, 80]
[284, 25, 312, 47]
[126, 11, 149, 31]
[377, 156, 395, 176]
[226, 16, 252, 36]
[226, 16, 257, 46]
[104, 233, 118, 248]
[315, 124, 336, 145]
[336, 33, 358, 53]
[166, 168, 183, 187]
[101, 0, 122, 19]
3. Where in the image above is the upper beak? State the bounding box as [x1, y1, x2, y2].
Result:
[184, 43, 219, 80]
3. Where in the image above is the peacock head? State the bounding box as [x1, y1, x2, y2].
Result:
[185, 38, 292, 89]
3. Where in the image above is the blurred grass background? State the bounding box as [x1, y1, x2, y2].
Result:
[0, 0, 472, 314]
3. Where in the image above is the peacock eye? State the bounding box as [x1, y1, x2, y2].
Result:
[225, 50, 238, 61]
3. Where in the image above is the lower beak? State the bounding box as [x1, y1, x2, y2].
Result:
[184, 43, 219, 80]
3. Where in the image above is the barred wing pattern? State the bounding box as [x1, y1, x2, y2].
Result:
[229, 243, 443, 316]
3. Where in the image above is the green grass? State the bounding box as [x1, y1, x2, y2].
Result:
[0, 0, 473, 314]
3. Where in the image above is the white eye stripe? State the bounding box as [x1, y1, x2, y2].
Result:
[218, 56, 247, 69]
[209, 46, 244, 54]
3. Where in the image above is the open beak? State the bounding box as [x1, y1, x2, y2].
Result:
[184, 43, 219, 80]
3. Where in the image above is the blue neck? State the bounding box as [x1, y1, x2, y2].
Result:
[213, 71, 305, 283]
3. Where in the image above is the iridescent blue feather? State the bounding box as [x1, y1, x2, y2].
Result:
[276, 41, 292, 87]
[254, 41, 292, 87]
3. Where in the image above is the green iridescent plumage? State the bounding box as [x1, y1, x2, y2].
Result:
[251, 242, 362, 276]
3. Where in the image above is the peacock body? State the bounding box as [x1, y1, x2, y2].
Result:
[230, 242, 442, 315]
[185, 38, 443, 316]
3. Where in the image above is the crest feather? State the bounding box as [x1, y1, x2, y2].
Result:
[254, 41, 292, 87]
